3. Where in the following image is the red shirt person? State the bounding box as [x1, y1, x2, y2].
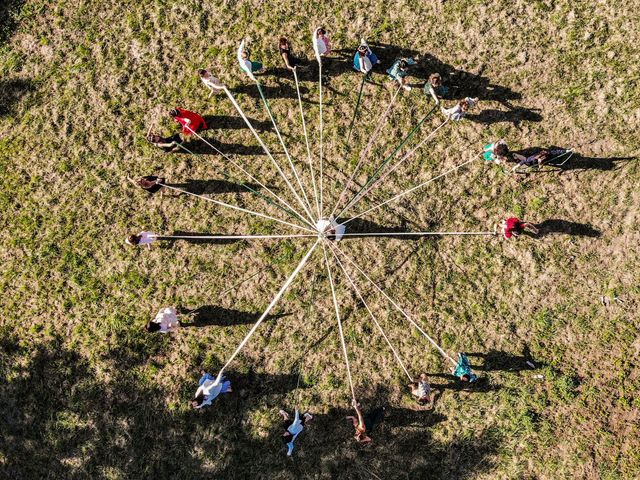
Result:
[169, 108, 207, 135]
[501, 217, 539, 239]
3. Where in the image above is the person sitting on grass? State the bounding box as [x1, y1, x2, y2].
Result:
[408, 373, 438, 409]
[441, 97, 478, 121]
[453, 352, 478, 383]
[346, 399, 385, 444]
[145, 306, 181, 333]
[147, 132, 183, 153]
[387, 57, 415, 91]
[169, 108, 207, 136]
[279, 37, 300, 71]
[353, 39, 379, 75]
[192, 372, 232, 409]
[314, 27, 332, 56]
[125, 231, 157, 248]
[198, 69, 224, 97]
[511, 148, 571, 171]
[500, 217, 539, 239]
[279, 408, 313, 456]
[424, 73, 449, 104]
[483, 139, 515, 164]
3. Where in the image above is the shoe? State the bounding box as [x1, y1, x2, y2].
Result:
[403, 85, 411, 91]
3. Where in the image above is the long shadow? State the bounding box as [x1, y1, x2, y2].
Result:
[0, 0, 25, 45]
[183, 138, 266, 156]
[162, 231, 244, 245]
[177, 305, 289, 327]
[202, 114, 272, 132]
[514, 147, 637, 172]
[425, 375, 500, 393]
[535, 219, 601, 238]
[0, 78, 34, 117]
[231, 83, 308, 101]
[465, 107, 543, 125]
[167, 179, 264, 195]
[466, 346, 545, 373]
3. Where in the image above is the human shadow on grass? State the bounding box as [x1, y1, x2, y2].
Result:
[514, 147, 637, 172]
[466, 346, 545, 373]
[166, 179, 264, 195]
[0, 78, 35, 117]
[0, 335, 208, 478]
[535, 219, 601, 238]
[231, 82, 309, 101]
[202, 114, 272, 132]
[160, 231, 243, 245]
[0, 0, 25, 45]
[425, 375, 500, 393]
[177, 305, 290, 327]
[183, 138, 266, 156]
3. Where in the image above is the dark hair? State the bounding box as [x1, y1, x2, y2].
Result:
[358, 44, 367, 52]
[399, 60, 408, 70]
[198, 69, 207, 76]
[193, 392, 205, 407]
[318, 27, 326, 35]
[169, 109, 179, 117]
[145, 321, 161, 332]
[279, 37, 288, 46]
[282, 432, 294, 444]
[147, 134, 160, 143]
[126, 234, 141, 245]
[494, 143, 510, 157]
[461, 374, 470, 382]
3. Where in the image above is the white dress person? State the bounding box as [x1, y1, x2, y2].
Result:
[150, 307, 181, 333]
[193, 373, 232, 409]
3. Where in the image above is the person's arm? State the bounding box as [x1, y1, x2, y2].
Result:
[353, 402, 365, 429]
[282, 51, 294, 70]
[429, 85, 440, 104]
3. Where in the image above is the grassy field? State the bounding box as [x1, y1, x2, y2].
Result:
[1, 0, 639, 478]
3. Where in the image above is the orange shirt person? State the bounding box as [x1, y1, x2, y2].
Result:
[169, 108, 207, 135]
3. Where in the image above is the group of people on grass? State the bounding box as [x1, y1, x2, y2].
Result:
[126, 30, 573, 454]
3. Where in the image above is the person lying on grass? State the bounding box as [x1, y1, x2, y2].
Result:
[408, 373, 438, 409]
[192, 372, 232, 409]
[279, 408, 313, 456]
[145, 306, 181, 333]
[387, 57, 415, 91]
[125, 231, 157, 248]
[135, 175, 165, 194]
[500, 217, 539, 239]
[147, 133, 183, 153]
[169, 108, 207, 136]
[346, 399, 385, 444]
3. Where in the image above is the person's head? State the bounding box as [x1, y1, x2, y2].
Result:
[145, 320, 161, 333]
[399, 59, 409, 71]
[460, 99, 470, 111]
[198, 69, 208, 77]
[125, 234, 141, 246]
[317, 27, 326, 37]
[241, 49, 250, 60]
[429, 73, 441, 86]
[279, 37, 289, 48]
[147, 134, 161, 143]
[358, 44, 367, 53]
[419, 373, 428, 382]
[191, 392, 205, 408]
[494, 143, 510, 159]
[460, 374, 471, 382]
[169, 109, 179, 117]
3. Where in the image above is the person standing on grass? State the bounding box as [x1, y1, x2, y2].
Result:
[424, 73, 449, 104]
[147, 132, 183, 153]
[198, 69, 224, 97]
[346, 399, 385, 444]
[500, 217, 539, 239]
[238, 43, 266, 79]
[169, 108, 207, 136]
[453, 352, 478, 382]
[441, 97, 478, 121]
[279, 37, 300, 71]
[125, 231, 157, 248]
[353, 39, 380, 74]
[145, 306, 181, 333]
[408, 373, 438, 409]
[387, 57, 415, 91]
[279, 409, 313, 456]
[134, 175, 165, 194]
[314, 27, 332, 56]
[192, 372, 232, 408]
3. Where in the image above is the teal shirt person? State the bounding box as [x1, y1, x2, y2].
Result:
[387, 57, 415, 80]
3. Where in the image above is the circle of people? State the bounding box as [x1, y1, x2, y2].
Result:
[126, 27, 571, 455]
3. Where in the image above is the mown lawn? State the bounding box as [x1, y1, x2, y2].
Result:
[1, 0, 639, 478]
